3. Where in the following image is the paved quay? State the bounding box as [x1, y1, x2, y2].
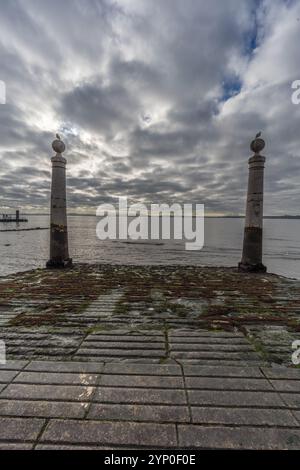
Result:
[1, 360, 300, 449]
[0, 264, 299, 449]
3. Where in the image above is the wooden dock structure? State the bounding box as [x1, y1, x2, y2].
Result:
[0, 210, 28, 223]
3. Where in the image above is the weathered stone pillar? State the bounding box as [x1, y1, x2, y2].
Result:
[238, 133, 266, 273]
[46, 134, 72, 268]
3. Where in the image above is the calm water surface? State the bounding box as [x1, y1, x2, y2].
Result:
[0, 215, 299, 279]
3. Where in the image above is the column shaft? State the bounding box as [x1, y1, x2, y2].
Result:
[46, 154, 72, 268]
[239, 154, 266, 272]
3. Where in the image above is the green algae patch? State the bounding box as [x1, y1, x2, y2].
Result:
[1, 263, 300, 364]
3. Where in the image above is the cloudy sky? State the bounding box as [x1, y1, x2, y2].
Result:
[0, 0, 300, 215]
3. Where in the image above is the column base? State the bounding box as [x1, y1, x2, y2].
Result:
[46, 258, 73, 269]
[238, 262, 267, 273]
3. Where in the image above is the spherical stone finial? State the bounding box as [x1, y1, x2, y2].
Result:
[250, 132, 265, 155]
[52, 133, 66, 154]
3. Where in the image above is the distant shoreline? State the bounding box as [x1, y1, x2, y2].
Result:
[16, 214, 300, 220]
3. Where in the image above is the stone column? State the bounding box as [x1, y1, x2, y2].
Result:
[238, 133, 266, 273]
[46, 134, 72, 268]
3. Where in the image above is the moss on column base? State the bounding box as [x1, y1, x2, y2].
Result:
[238, 261, 267, 273]
[46, 258, 73, 269]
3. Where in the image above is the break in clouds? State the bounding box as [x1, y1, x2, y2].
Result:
[0, 0, 300, 215]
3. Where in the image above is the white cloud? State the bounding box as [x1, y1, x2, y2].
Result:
[0, 0, 299, 214]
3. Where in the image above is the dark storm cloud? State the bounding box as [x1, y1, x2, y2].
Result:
[0, 0, 300, 214]
[60, 80, 139, 136]
[167, 101, 218, 127]
[129, 126, 201, 159]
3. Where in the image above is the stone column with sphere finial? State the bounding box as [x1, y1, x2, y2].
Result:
[238, 133, 267, 273]
[46, 134, 72, 268]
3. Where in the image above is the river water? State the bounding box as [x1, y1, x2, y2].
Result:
[0, 215, 299, 279]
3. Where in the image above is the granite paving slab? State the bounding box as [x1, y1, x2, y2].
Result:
[0, 361, 299, 449]
[0, 265, 300, 448]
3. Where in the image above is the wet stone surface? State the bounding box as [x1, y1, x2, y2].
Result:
[0, 264, 299, 365]
[0, 264, 300, 448]
[0, 361, 300, 449]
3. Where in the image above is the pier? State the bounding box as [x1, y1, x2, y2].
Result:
[0, 135, 299, 450]
[0, 210, 28, 223]
[0, 264, 299, 449]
